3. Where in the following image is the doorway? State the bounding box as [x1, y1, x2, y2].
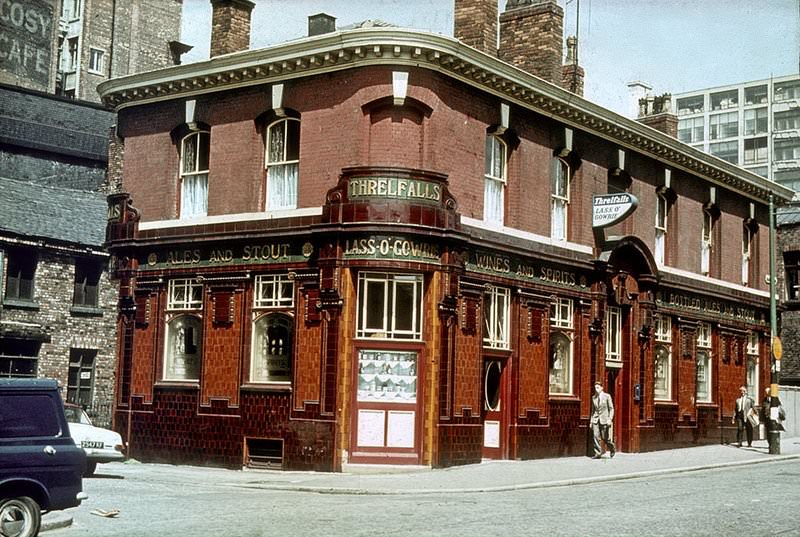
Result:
[482, 359, 506, 459]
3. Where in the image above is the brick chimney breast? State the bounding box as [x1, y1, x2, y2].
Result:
[499, 0, 563, 85]
[454, 0, 498, 55]
[210, 0, 255, 57]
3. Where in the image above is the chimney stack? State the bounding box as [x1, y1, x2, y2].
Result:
[308, 13, 336, 36]
[561, 36, 584, 96]
[499, 0, 563, 85]
[210, 0, 255, 58]
[454, 0, 498, 55]
[637, 93, 678, 138]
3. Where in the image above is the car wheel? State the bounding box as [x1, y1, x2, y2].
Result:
[0, 496, 41, 537]
[84, 461, 98, 477]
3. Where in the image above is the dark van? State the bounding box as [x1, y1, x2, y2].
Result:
[0, 378, 87, 537]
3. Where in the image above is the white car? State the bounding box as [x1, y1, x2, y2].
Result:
[64, 403, 126, 476]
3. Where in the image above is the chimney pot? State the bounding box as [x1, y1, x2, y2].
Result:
[210, 0, 255, 58]
[308, 13, 336, 36]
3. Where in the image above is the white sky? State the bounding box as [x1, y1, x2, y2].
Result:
[180, 0, 800, 117]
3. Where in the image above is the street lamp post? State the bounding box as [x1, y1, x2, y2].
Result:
[768, 192, 781, 455]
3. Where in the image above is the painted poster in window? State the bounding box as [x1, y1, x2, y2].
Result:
[357, 350, 416, 402]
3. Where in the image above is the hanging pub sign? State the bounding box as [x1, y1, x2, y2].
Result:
[592, 193, 638, 228]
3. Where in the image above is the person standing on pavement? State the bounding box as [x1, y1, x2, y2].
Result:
[731, 385, 755, 447]
[590, 381, 615, 459]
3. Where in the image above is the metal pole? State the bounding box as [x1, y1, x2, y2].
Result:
[768, 192, 781, 454]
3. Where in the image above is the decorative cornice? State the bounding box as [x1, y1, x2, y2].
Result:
[97, 28, 794, 204]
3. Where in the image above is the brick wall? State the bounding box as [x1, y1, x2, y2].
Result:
[210, 0, 254, 58]
[498, 0, 563, 85]
[453, 0, 498, 55]
[1, 250, 118, 427]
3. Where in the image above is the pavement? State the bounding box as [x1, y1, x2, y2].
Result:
[41, 435, 800, 531]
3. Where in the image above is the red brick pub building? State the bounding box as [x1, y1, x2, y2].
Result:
[99, 0, 793, 470]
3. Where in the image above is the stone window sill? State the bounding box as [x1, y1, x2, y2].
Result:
[2, 299, 40, 311]
[70, 305, 104, 316]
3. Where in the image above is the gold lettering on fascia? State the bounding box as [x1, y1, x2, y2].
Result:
[474, 253, 578, 287]
[242, 244, 290, 261]
[157, 244, 292, 266]
[166, 250, 201, 265]
[348, 177, 442, 202]
[659, 292, 757, 322]
[344, 238, 440, 260]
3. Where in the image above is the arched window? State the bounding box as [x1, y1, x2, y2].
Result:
[179, 131, 209, 219]
[551, 158, 570, 240]
[164, 315, 202, 381]
[251, 313, 293, 383]
[484, 135, 506, 225]
[265, 118, 300, 210]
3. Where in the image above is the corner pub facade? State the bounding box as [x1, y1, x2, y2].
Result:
[99, 0, 793, 471]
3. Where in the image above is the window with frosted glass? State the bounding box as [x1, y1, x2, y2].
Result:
[696, 323, 711, 403]
[746, 332, 759, 396]
[356, 273, 423, 340]
[180, 131, 209, 219]
[605, 306, 622, 363]
[265, 118, 300, 210]
[250, 313, 292, 383]
[654, 344, 671, 400]
[551, 158, 570, 241]
[483, 286, 510, 349]
[164, 315, 202, 381]
[549, 297, 573, 395]
[484, 136, 506, 225]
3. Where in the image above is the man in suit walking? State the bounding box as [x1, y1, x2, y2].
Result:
[590, 381, 616, 459]
[731, 385, 755, 447]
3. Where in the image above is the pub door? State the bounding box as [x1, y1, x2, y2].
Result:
[606, 367, 623, 451]
[351, 349, 420, 464]
[482, 359, 507, 459]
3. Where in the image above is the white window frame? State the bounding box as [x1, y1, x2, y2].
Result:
[483, 135, 507, 226]
[701, 210, 713, 276]
[356, 272, 423, 341]
[254, 274, 294, 309]
[655, 193, 668, 266]
[549, 297, 573, 395]
[551, 158, 570, 241]
[265, 118, 300, 211]
[742, 224, 752, 286]
[696, 322, 712, 403]
[179, 131, 209, 219]
[88, 47, 104, 74]
[605, 306, 622, 363]
[696, 350, 712, 403]
[697, 322, 712, 349]
[549, 297, 573, 330]
[654, 314, 672, 343]
[483, 286, 510, 349]
[746, 332, 759, 396]
[167, 279, 203, 311]
[250, 312, 293, 384]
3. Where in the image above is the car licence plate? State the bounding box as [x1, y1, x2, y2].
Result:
[81, 441, 104, 449]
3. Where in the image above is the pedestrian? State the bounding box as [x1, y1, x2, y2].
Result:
[731, 385, 755, 447]
[760, 387, 771, 425]
[590, 381, 615, 459]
